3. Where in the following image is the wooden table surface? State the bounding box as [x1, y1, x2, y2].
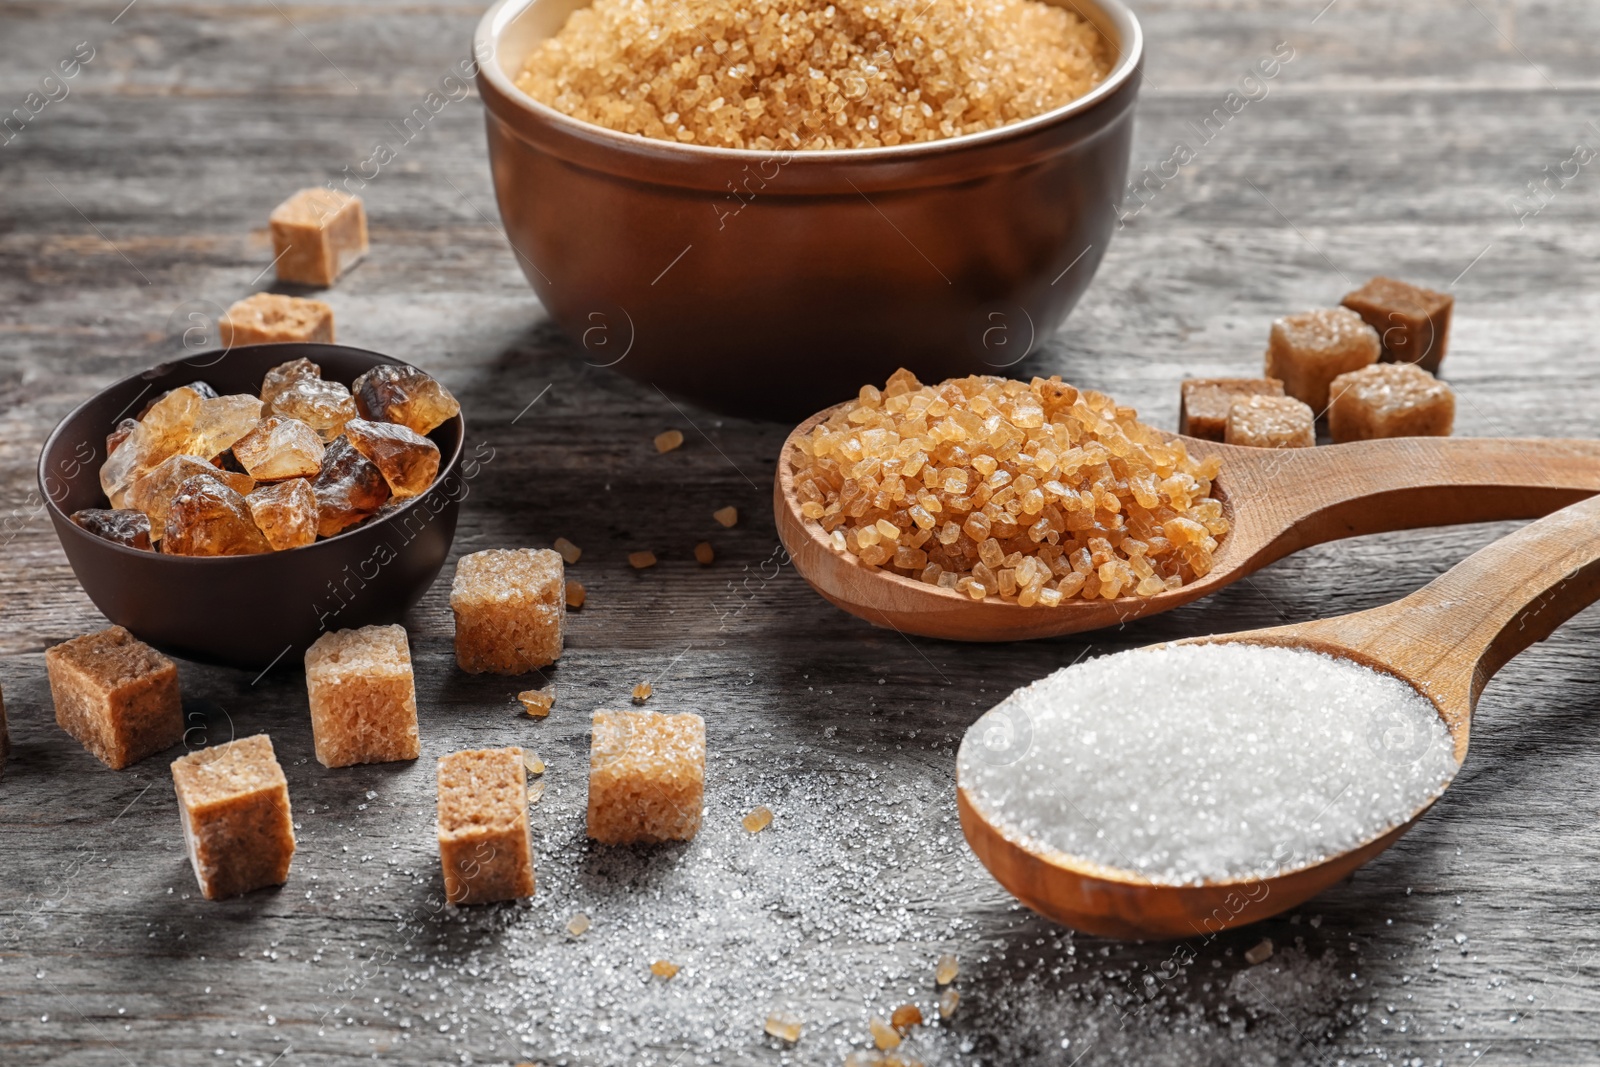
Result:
[4, 1, 1600, 1064]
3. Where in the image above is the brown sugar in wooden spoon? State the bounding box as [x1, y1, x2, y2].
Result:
[774, 401, 1600, 641]
[956, 492, 1600, 939]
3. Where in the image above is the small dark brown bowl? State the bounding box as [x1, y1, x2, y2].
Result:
[38, 344, 466, 671]
[475, 0, 1143, 420]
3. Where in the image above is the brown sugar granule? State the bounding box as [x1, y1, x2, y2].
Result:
[713, 506, 738, 528]
[566, 912, 591, 936]
[631, 681, 653, 705]
[934, 953, 959, 986]
[628, 550, 657, 569]
[523, 750, 545, 775]
[791, 370, 1229, 604]
[1342, 276, 1454, 372]
[938, 988, 960, 1019]
[742, 804, 773, 833]
[587, 709, 705, 844]
[516, 0, 1112, 151]
[565, 579, 586, 609]
[764, 1010, 802, 1044]
[46, 626, 183, 770]
[1327, 363, 1455, 443]
[1245, 938, 1275, 965]
[437, 746, 536, 905]
[171, 734, 296, 900]
[869, 1016, 901, 1050]
[654, 429, 684, 453]
[518, 687, 555, 718]
[1178, 378, 1284, 441]
[554, 536, 582, 564]
[890, 1004, 923, 1032]
[650, 959, 680, 979]
[693, 541, 714, 565]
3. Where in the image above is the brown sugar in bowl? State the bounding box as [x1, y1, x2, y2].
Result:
[474, 0, 1143, 420]
[38, 344, 466, 670]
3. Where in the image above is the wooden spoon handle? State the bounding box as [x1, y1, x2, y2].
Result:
[1296, 492, 1600, 720]
[1219, 437, 1600, 569]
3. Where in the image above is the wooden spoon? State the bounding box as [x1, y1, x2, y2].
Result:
[774, 403, 1600, 641]
[956, 492, 1600, 939]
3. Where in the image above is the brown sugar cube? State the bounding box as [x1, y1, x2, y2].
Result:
[1225, 395, 1316, 449]
[170, 734, 296, 900]
[45, 626, 183, 770]
[1264, 307, 1380, 413]
[1327, 363, 1456, 443]
[1341, 276, 1454, 373]
[219, 293, 334, 347]
[437, 746, 536, 905]
[1178, 378, 1285, 441]
[587, 710, 706, 845]
[304, 624, 421, 768]
[269, 187, 368, 288]
[450, 549, 565, 674]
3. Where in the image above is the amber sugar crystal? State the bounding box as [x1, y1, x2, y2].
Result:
[790, 370, 1229, 604]
[587, 709, 706, 845]
[554, 536, 582, 564]
[631, 681, 653, 705]
[171, 734, 296, 900]
[311, 436, 391, 538]
[163, 474, 272, 556]
[628, 550, 657, 569]
[650, 959, 680, 979]
[351, 364, 460, 436]
[890, 1004, 923, 1032]
[232, 415, 325, 482]
[565, 579, 586, 609]
[654, 429, 684, 453]
[436, 746, 536, 905]
[742, 804, 773, 833]
[71, 508, 152, 551]
[516, 0, 1112, 151]
[693, 541, 714, 565]
[518, 687, 555, 718]
[46, 626, 183, 770]
[246, 478, 319, 551]
[764, 1010, 802, 1044]
[712, 506, 738, 528]
[344, 418, 441, 499]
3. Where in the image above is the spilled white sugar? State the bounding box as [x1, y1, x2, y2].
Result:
[958, 643, 1460, 885]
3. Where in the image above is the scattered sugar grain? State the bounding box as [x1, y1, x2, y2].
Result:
[565, 579, 586, 609]
[958, 643, 1458, 884]
[650, 959, 679, 980]
[938, 988, 960, 1019]
[742, 805, 773, 833]
[631, 681, 653, 705]
[713, 506, 738, 528]
[628, 550, 657, 569]
[1246, 938, 1275, 965]
[527, 780, 547, 805]
[518, 687, 555, 718]
[523, 751, 545, 776]
[869, 1016, 900, 1049]
[693, 541, 714, 565]
[764, 1009, 802, 1043]
[554, 536, 581, 564]
[565, 913, 590, 937]
[890, 1004, 923, 1032]
[935, 953, 959, 985]
[654, 429, 684, 453]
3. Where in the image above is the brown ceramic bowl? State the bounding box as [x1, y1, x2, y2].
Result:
[38, 344, 466, 671]
[474, 0, 1143, 419]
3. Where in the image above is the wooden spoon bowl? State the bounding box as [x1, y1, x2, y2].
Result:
[775, 401, 1600, 641]
[956, 493, 1600, 938]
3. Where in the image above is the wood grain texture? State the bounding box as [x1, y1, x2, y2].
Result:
[3, 0, 1600, 1064]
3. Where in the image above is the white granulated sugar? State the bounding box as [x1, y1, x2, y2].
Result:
[958, 643, 1459, 884]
